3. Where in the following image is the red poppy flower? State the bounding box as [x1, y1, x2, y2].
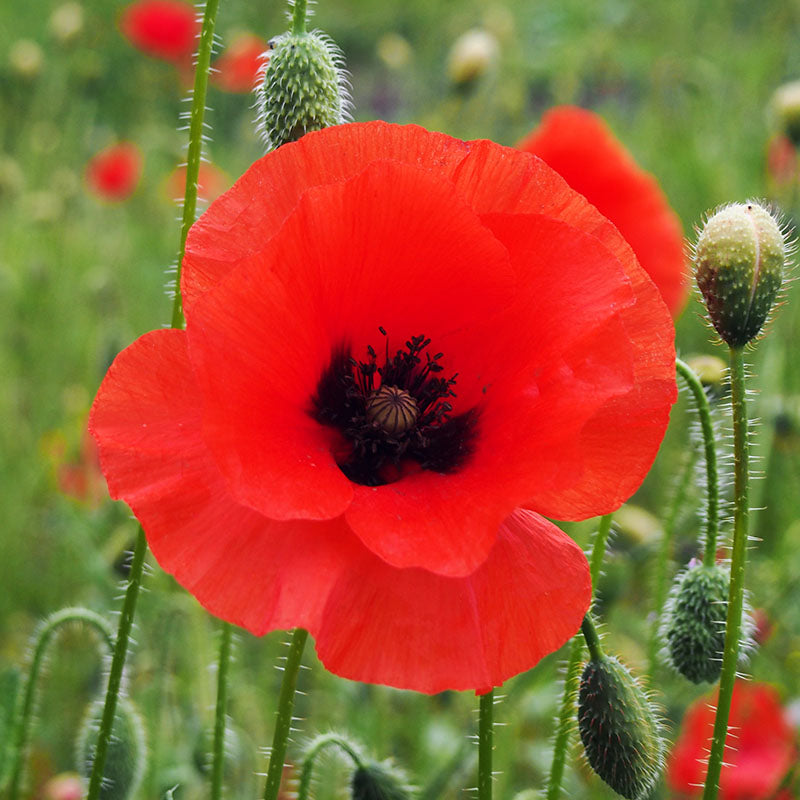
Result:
[165, 161, 230, 204]
[119, 0, 198, 64]
[668, 681, 797, 799]
[90, 122, 676, 693]
[767, 134, 798, 186]
[212, 34, 267, 93]
[85, 142, 142, 202]
[518, 106, 688, 317]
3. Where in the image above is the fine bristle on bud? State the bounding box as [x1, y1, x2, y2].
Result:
[694, 201, 788, 348]
[76, 697, 147, 800]
[351, 760, 414, 800]
[578, 655, 664, 800]
[255, 29, 350, 151]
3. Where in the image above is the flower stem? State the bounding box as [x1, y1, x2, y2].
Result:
[211, 622, 233, 800]
[292, 0, 308, 35]
[580, 616, 604, 663]
[296, 733, 363, 800]
[702, 347, 750, 800]
[545, 513, 612, 799]
[171, 0, 221, 330]
[675, 357, 720, 566]
[263, 628, 309, 800]
[86, 527, 148, 800]
[477, 689, 494, 800]
[7, 609, 114, 800]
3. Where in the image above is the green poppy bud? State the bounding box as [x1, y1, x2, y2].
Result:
[771, 80, 800, 146]
[255, 26, 350, 151]
[578, 655, 664, 800]
[76, 697, 147, 800]
[694, 202, 787, 348]
[351, 760, 414, 800]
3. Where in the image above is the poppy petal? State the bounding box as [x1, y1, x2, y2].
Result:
[315, 507, 591, 694]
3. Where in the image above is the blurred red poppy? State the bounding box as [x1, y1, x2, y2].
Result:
[668, 681, 797, 799]
[119, 0, 198, 63]
[518, 106, 688, 317]
[85, 142, 142, 202]
[165, 161, 230, 204]
[90, 121, 676, 693]
[212, 33, 267, 93]
[767, 134, 798, 186]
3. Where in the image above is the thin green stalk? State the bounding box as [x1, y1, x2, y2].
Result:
[7, 609, 114, 800]
[647, 446, 697, 676]
[545, 514, 612, 799]
[292, 0, 308, 35]
[477, 690, 494, 800]
[675, 358, 720, 565]
[86, 528, 148, 800]
[296, 733, 363, 800]
[702, 348, 750, 800]
[211, 622, 233, 800]
[171, 0, 222, 329]
[580, 617, 604, 663]
[263, 628, 309, 800]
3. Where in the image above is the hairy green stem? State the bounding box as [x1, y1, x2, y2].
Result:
[292, 0, 308, 35]
[675, 358, 720, 565]
[7, 609, 114, 800]
[86, 528, 148, 800]
[478, 690, 494, 800]
[297, 733, 363, 800]
[702, 348, 750, 800]
[580, 616, 604, 663]
[263, 628, 309, 800]
[171, 0, 221, 329]
[211, 622, 233, 800]
[545, 513, 612, 799]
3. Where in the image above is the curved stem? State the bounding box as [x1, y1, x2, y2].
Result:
[545, 513, 612, 798]
[702, 348, 750, 800]
[580, 616, 604, 663]
[296, 733, 363, 800]
[171, 0, 221, 329]
[211, 622, 233, 800]
[292, 0, 308, 35]
[7, 609, 114, 800]
[86, 527, 148, 800]
[675, 357, 720, 565]
[263, 628, 309, 800]
[477, 690, 494, 800]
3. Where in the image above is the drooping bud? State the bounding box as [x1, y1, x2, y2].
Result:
[76, 697, 147, 800]
[447, 28, 498, 85]
[771, 80, 800, 146]
[661, 562, 729, 683]
[351, 760, 414, 800]
[685, 353, 728, 400]
[578, 655, 664, 800]
[255, 2, 350, 152]
[694, 202, 787, 348]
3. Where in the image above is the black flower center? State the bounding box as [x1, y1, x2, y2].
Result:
[311, 330, 479, 486]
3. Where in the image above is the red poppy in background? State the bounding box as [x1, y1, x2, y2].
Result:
[212, 34, 267, 93]
[119, 0, 198, 63]
[518, 106, 688, 317]
[165, 161, 230, 204]
[668, 681, 797, 799]
[90, 121, 676, 693]
[85, 142, 142, 202]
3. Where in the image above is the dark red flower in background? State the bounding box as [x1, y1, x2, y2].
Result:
[518, 106, 688, 317]
[119, 0, 198, 64]
[90, 122, 676, 693]
[212, 34, 267, 93]
[85, 142, 142, 202]
[668, 681, 797, 799]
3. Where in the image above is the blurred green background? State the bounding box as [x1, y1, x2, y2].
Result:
[2, 0, 800, 797]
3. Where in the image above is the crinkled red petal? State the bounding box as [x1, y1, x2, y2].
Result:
[89, 332, 590, 692]
[518, 106, 688, 316]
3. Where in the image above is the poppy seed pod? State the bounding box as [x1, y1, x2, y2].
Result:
[578, 655, 665, 800]
[255, 30, 350, 151]
[694, 202, 786, 348]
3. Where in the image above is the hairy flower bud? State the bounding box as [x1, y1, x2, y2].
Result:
[77, 697, 147, 800]
[694, 202, 787, 348]
[255, 27, 350, 151]
[351, 760, 414, 800]
[578, 655, 664, 800]
[771, 80, 800, 146]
